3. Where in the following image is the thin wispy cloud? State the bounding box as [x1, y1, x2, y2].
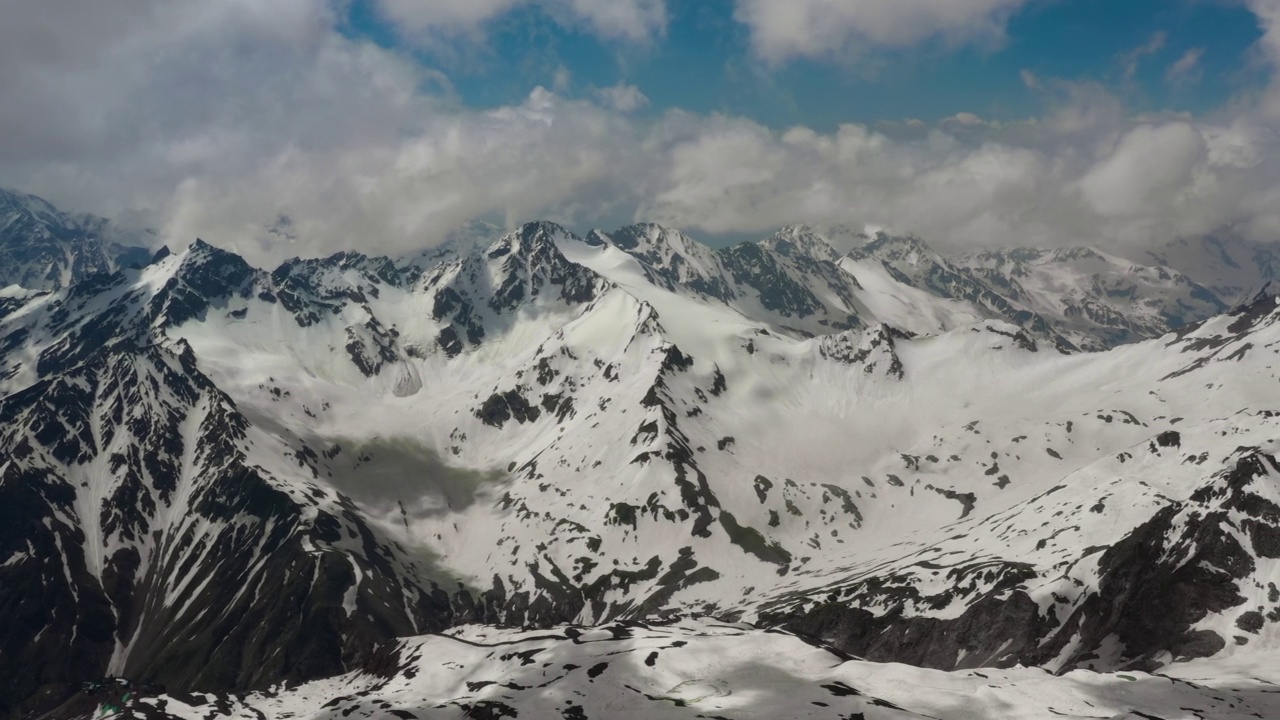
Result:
[1166, 48, 1206, 86]
[1121, 31, 1167, 82]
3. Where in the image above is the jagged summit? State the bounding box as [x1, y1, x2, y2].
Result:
[847, 231, 938, 262]
[1246, 280, 1276, 307]
[1134, 233, 1280, 304]
[760, 225, 845, 264]
[0, 187, 152, 292]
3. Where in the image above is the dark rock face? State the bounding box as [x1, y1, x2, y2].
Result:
[0, 251, 480, 717]
[720, 242, 825, 319]
[149, 241, 257, 327]
[345, 317, 403, 377]
[0, 188, 152, 292]
[766, 451, 1280, 675]
[981, 324, 1039, 352]
[606, 225, 735, 303]
[0, 344, 472, 717]
[1038, 504, 1245, 671]
[718, 238, 864, 333]
[777, 589, 1051, 671]
[489, 223, 600, 313]
[477, 389, 541, 427]
[0, 293, 40, 321]
[1237, 611, 1265, 634]
[819, 326, 905, 379]
[422, 223, 606, 359]
[595, 224, 865, 335]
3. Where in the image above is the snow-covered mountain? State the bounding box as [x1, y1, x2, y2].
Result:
[958, 245, 1227, 350]
[826, 227, 1231, 351]
[0, 188, 153, 292]
[4, 214, 1280, 719]
[1130, 233, 1280, 305]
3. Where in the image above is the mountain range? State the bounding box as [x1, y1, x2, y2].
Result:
[4, 187, 1280, 719]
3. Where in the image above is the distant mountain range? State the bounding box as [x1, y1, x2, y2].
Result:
[5, 188, 1280, 719]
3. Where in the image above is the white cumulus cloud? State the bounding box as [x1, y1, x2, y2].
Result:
[2, 0, 1280, 265]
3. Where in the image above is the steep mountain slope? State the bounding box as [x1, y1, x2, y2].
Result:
[959, 246, 1227, 350]
[583, 223, 869, 338]
[0, 243, 473, 716]
[832, 228, 1232, 351]
[840, 231, 1075, 349]
[1132, 234, 1280, 304]
[0, 189, 152, 292]
[5, 220, 1280, 719]
[752, 290, 1280, 673]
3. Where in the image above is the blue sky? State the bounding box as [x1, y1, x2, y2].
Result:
[345, 0, 1268, 129]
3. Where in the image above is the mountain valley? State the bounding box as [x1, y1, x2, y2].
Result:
[3, 189, 1280, 719]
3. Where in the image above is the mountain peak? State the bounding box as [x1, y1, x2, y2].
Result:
[0, 190, 151, 291]
[603, 223, 700, 254]
[1047, 246, 1105, 263]
[185, 237, 253, 260]
[760, 226, 843, 263]
[150, 245, 172, 264]
[1248, 281, 1275, 306]
[173, 238, 256, 295]
[858, 231, 934, 256]
[0, 186, 60, 220]
[518, 220, 571, 239]
[490, 221, 576, 259]
[471, 221, 602, 315]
